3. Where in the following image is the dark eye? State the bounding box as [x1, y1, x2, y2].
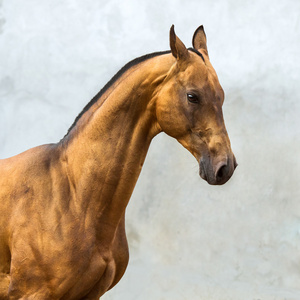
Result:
[187, 93, 199, 104]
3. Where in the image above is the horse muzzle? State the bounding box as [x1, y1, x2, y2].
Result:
[199, 153, 237, 185]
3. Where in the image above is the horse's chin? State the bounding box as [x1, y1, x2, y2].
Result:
[199, 170, 231, 185]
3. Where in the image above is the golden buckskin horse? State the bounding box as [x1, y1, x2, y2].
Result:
[0, 26, 237, 299]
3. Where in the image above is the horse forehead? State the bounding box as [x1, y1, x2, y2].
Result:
[183, 61, 220, 91]
[179, 62, 206, 84]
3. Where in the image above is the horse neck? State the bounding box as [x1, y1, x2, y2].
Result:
[61, 53, 174, 228]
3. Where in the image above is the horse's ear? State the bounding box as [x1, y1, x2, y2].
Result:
[192, 25, 208, 55]
[170, 25, 189, 61]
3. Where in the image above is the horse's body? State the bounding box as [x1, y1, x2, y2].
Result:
[0, 26, 236, 299]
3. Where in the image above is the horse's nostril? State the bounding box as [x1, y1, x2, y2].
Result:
[216, 164, 227, 180]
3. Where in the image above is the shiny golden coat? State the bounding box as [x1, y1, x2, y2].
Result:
[0, 26, 236, 299]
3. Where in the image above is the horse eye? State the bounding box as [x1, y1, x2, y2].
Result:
[187, 93, 199, 103]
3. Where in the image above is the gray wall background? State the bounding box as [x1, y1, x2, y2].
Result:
[1, 0, 300, 299]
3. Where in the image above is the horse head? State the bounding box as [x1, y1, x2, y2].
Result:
[155, 26, 237, 185]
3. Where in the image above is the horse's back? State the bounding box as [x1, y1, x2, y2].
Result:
[0, 143, 64, 237]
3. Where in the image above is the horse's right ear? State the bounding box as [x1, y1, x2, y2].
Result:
[169, 25, 189, 61]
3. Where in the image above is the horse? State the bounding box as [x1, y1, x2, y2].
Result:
[0, 25, 237, 299]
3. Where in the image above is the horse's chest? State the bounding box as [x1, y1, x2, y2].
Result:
[9, 215, 129, 299]
[56, 244, 129, 299]
[70, 226, 129, 298]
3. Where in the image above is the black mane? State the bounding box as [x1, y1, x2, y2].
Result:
[188, 47, 205, 62]
[65, 50, 171, 136]
[65, 47, 204, 137]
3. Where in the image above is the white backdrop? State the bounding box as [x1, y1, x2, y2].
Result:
[1, 0, 300, 299]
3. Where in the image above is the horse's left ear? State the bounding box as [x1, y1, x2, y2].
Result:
[192, 25, 208, 56]
[170, 25, 189, 61]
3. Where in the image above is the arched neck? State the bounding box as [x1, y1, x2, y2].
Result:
[59, 53, 174, 229]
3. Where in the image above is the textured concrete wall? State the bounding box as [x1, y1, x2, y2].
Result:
[1, 0, 300, 299]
